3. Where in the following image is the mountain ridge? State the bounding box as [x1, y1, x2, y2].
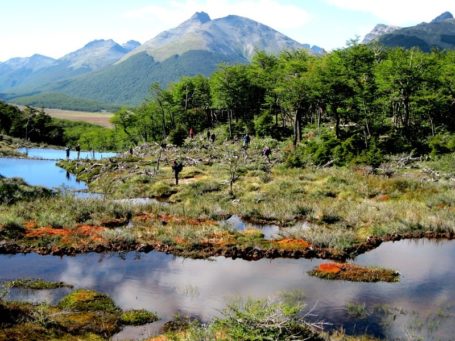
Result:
[2, 11, 323, 109]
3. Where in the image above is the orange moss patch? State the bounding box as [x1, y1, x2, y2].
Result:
[318, 263, 342, 273]
[25, 224, 107, 245]
[375, 194, 390, 202]
[25, 226, 70, 238]
[310, 262, 399, 282]
[275, 238, 310, 250]
[24, 220, 38, 229]
[173, 237, 188, 245]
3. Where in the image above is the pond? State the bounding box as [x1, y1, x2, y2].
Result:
[0, 157, 87, 191]
[1, 239, 454, 340]
[1, 147, 115, 192]
[18, 147, 116, 161]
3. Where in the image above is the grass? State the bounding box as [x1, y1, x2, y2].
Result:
[159, 298, 325, 341]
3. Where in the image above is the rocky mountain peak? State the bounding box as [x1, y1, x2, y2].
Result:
[122, 40, 141, 52]
[363, 24, 400, 43]
[431, 11, 454, 23]
[189, 11, 211, 24]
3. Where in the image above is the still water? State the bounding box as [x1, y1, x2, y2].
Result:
[0, 157, 86, 190]
[1, 147, 114, 191]
[1, 239, 454, 340]
[18, 147, 116, 160]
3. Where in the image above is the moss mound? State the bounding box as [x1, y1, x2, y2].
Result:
[120, 309, 158, 325]
[51, 311, 120, 335]
[58, 289, 118, 312]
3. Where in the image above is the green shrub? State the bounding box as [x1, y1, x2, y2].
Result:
[429, 133, 455, 156]
[169, 125, 188, 146]
[0, 221, 25, 239]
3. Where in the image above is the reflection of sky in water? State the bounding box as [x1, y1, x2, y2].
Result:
[18, 147, 116, 160]
[0, 240, 454, 339]
[225, 215, 280, 240]
[0, 158, 86, 190]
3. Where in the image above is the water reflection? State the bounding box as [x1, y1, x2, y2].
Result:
[0, 240, 454, 339]
[18, 147, 116, 160]
[0, 157, 87, 190]
[225, 215, 280, 240]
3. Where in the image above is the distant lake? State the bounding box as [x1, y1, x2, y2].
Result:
[18, 147, 116, 160]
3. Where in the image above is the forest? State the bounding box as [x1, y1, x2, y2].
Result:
[108, 42, 455, 166]
[2, 42, 455, 165]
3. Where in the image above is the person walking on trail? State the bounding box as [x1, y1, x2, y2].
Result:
[75, 145, 81, 160]
[65, 146, 70, 159]
[210, 133, 216, 144]
[172, 160, 183, 185]
[262, 146, 272, 163]
[189, 127, 194, 139]
[206, 130, 211, 141]
[242, 133, 251, 148]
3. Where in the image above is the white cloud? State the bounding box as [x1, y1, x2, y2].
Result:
[124, 0, 311, 41]
[327, 0, 455, 25]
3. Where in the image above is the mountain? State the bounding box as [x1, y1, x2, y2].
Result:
[121, 11, 322, 63]
[0, 54, 56, 91]
[3, 12, 323, 109]
[54, 12, 324, 107]
[362, 24, 400, 44]
[59, 39, 133, 71]
[0, 39, 139, 94]
[367, 11, 455, 51]
[122, 40, 141, 51]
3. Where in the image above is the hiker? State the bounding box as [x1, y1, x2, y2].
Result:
[171, 160, 183, 185]
[262, 146, 272, 162]
[210, 133, 216, 144]
[242, 133, 250, 148]
[65, 146, 70, 159]
[129, 146, 133, 155]
[75, 144, 81, 160]
[206, 130, 211, 141]
[189, 127, 194, 139]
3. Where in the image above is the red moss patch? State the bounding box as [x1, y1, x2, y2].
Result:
[309, 262, 399, 282]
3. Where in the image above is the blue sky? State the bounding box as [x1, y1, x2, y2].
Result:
[1, 0, 454, 61]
